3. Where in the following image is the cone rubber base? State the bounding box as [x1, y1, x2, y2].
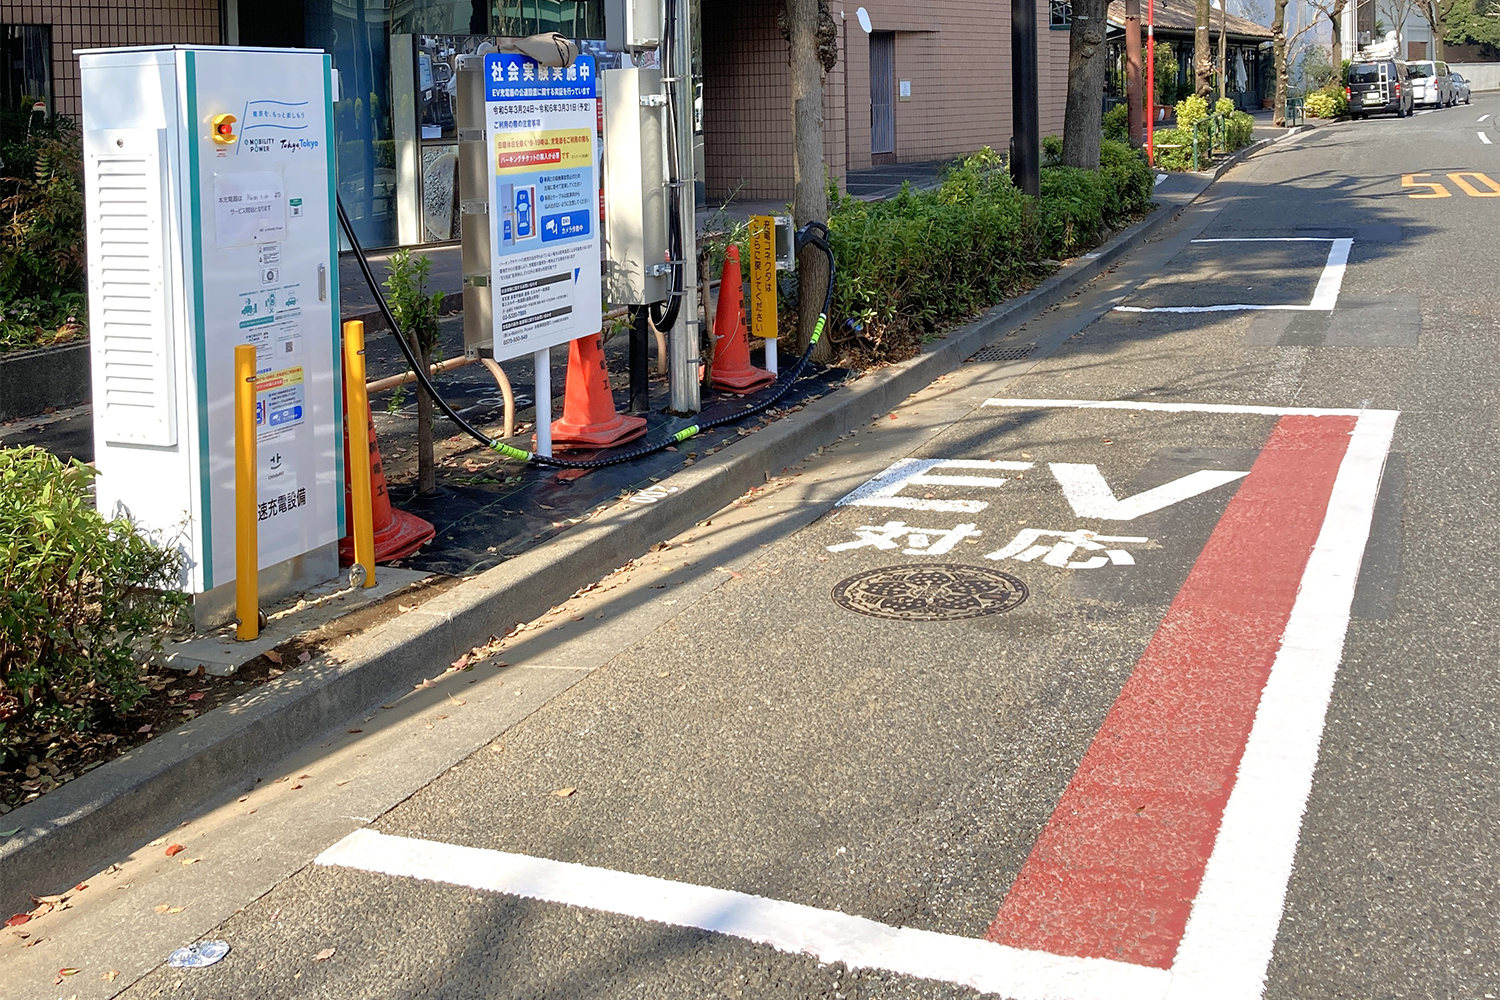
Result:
[547, 411, 647, 451]
[712, 366, 776, 395]
[338, 506, 435, 565]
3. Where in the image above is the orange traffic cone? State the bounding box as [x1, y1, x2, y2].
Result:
[549, 333, 647, 450]
[711, 245, 774, 395]
[339, 400, 436, 566]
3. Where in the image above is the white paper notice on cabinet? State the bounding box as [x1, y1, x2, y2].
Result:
[214, 171, 286, 247]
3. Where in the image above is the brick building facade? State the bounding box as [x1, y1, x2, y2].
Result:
[702, 0, 1071, 202]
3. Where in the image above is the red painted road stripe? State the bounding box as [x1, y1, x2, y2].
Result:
[988, 414, 1358, 969]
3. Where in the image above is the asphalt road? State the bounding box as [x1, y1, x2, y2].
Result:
[13, 98, 1500, 1000]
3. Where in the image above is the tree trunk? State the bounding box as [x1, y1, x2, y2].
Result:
[1330, 0, 1346, 65]
[1196, 0, 1213, 97]
[1273, 0, 1289, 126]
[1125, 0, 1145, 145]
[411, 330, 435, 495]
[1063, 0, 1110, 168]
[1218, 3, 1227, 102]
[786, 0, 832, 362]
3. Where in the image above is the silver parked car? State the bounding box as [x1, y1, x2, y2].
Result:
[1407, 60, 1456, 107]
[1451, 71, 1472, 105]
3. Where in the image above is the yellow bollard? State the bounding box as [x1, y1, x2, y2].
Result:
[234, 344, 259, 640]
[343, 320, 376, 587]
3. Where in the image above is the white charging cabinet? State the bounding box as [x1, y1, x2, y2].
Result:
[80, 45, 343, 628]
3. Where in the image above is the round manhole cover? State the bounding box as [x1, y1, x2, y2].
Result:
[830, 563, 1029, 622]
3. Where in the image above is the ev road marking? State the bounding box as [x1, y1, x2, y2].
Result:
[317, 828, 1171, 1000]
[1050, 463, 1247, 520]
[1480, 131, 1492, 145]
[1113, 238, 1352, 314]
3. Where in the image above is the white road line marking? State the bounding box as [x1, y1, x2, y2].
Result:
[1113, 238, 1352, 314]
[980, 399, 1398, 418]
[316, 828, 1172, 1000]
[1165, 409, 1398, 1000]
[1478, 114, 1489, 122]
[834, 458, 1033, 513]
[1479, 131, 1492, 144]
[1050, 464, 1249, 520]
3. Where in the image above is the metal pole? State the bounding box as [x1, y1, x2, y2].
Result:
[534, 348, 552, 458]
[1011, 0, 1040, 198]
[668, 0, 701, 414]
[628, 306, 650, 414]
[1147, 0, 1156, 162]
[343, 321, 377, 588]
[234, 344, 259, 641]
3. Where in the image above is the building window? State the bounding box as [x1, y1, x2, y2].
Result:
[0, 24, 52, 112]
[494, 1, 605, 37]
[1050, 0, 1072, 29]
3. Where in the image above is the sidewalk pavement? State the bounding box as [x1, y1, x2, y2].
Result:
[0, 130, 1296, 916]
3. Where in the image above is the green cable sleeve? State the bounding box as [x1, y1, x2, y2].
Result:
[490, 442, 533, 462]
[810, 313, 827, 346]
[673, 425, 700, 443]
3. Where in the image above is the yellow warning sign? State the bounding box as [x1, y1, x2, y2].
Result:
[748, 215, 777, 341]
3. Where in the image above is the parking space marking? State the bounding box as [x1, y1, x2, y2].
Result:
[320, 399, 1397, 1000]
[317, 828, 1172, 1000]
[1112, 238, 1352, 314]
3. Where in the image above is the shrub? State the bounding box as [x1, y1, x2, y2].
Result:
[1215, 97, 1236, 117]
[0, 447, 184, 764]
[1041, 133, 1063, 166]
[1155, 43, 1181, 105]
[1151, 126, 1196, 171]
[1103, 102, 1131, 143]
[1227, 110, 1255, 148]
[1304, 87, 1347, 119]
[1176, 94, 1211, 128]
[0, 115, 87, 353]
[1039, 165, 1107, 257]
[1099, 140, 1155, 220]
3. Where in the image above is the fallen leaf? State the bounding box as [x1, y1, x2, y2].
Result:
[657, 671, 670, 678]
[264, 649, 283, 665]
[451, 655, 470, 670]
[347, 729, 363, 734]
[290, 784, 303, 790]
[336, 779, 350, 787]
[5, 913, 29, 927]
[58, 967, 80, 977]
[153, 904, 170, 914]
[178, 858, 200, 866]
[72, 883, 87, 892]
[298, 652, 311, 664]
[0, 827, 20, 837]
[187, 692, 205, 702]
[164, 844, 184, 857]
[446, 694, 466, 707]
[315, 947, 336, 961]
[552, 787, 577, 798]
[103, 970, 120, 983]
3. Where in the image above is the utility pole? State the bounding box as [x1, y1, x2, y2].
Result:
[668, 0, 701, 414]
[1012, 0, 1040, 196]
[1126, 0, 1145, 145]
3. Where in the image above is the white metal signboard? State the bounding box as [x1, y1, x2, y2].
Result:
[483, 53, 602, 362]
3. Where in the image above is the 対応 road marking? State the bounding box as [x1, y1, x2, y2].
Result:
[1479, 131, 1492, 145]
[316, 828, 1171, 1000]
[1112, 238, 1351, 314]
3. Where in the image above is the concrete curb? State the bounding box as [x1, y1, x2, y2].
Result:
[0, 158, 1244, 914]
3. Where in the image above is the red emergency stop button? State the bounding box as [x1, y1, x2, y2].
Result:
[212, 113, 237, 144]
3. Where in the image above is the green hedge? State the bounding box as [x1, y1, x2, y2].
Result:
[1305, 87, 1348, 118]
[824, 142, 1154, 359]
[1152, 97, 1256, 171]
[0, 448, 184, 764]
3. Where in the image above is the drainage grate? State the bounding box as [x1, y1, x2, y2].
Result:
[968, 342, 1037, 363]
[831, 564, 1029, 622]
